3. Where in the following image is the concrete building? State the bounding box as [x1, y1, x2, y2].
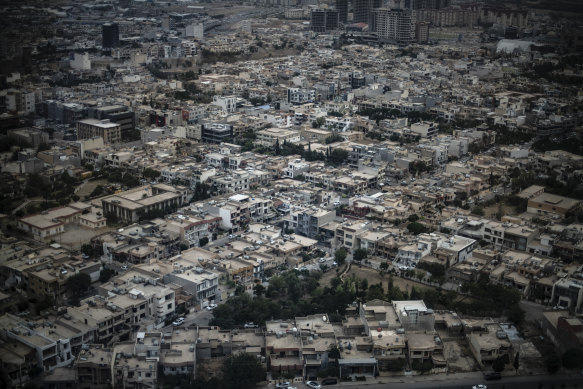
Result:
[102, 23, 119, 48]
[527, 193, 581, 218]
[392, 300, 435, 331]
[77, 119, 121, 145]
[201, 123, 233, 144]
[336, 0, 348, 23]
[70, 52, 91, 70]
[551, 275, 583, 313]
[372, 8, 417, 45]
[87, 105, 135, 141]
[256, 127, 300, 147]
[284, 207, 335, 239]
[354, 0, 382, 24]
[468, 322, 512, 366]
[101, 184, 191, 223]
[310, 9, 340, 33]
[211, 95, 237, 113]
[288, 88, 315, 105]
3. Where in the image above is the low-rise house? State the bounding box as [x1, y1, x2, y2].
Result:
[265, 320, 303, 377]
[76, 345, 112, 389]
[468, 322, 512, 366]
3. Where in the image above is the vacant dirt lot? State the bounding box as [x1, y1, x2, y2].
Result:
[76, 179, 108, 199]
[443, 340, 476, 373]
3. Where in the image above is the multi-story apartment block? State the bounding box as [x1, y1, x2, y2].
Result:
[201, 123, 233, 144]
[288, 88, 315, 104]
[285, 207, 335, 239]
[256, 127, 300, 147]
[310, 9, 340, 33]
[87, 105, 135, 141]
[77, 119, 121, 145]
[371, 8, 416, 44]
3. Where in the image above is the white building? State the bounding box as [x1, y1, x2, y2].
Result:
[212, 95, 237, 113]
[70, 52, 91, 70]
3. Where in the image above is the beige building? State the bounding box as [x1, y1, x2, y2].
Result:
[527, 193, 581, 218]
[77, 119, 121, 144]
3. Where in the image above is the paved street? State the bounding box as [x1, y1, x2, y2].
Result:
[271, 372, 583, 389]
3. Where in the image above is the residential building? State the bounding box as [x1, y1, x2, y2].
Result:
[102, 23, 119, 48]
[87, 105, 135, 141]
[285, 207, 335, 239]
[201, 123, 233, 144]
[527, 193, 581, 219]
[468, 322, 512, 366]
[77, 119, 121, 145]
[371, 8, 416, 45]
[310, 9, 340, 33]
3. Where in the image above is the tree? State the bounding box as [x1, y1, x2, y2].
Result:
[325, 133, 343, 144]
[274, 139, 281, 155]
[222, 352, 265, 389]
[353, 248, 368, 262]
[199, 237, 209, 247]
[81, 244, 94, 257]
[328, 344, 341, 360]
[513, 352, 520, 374]
[407, 222, 427, 235]
[471, 206, 485, 216]
[546, 352, 561, 374]
[408, 214, 419, 222]
[66, 273, 91, 297]
[99, 268, 114, 283]
[327, 149, 349, 166]
[37, 142, 51, 152]
[253, 283, 265, 297]
[492, 356, 505, 373]
[562, 348, 583, 369]
[143, 168, 161, 179]
[334, 247, 347, 265]
[506, 305, 525, 325]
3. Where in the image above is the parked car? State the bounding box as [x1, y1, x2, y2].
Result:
[120, 265, 128, 271]
[244, 322, 258, 328]
[472, 385, 487, 389]
[275, 382, 291, 389]
[321, 378, 337, 386]
[306, 381, 321, 389]
[483, 372, 501, 380]
[172, 317, 184, 326]
[206, 303, 217, 311]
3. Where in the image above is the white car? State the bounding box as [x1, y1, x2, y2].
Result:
[206, 303, 217, 311]
[472, 385, 487, 389]
[306, 381, 321, 389]
[120, 265, 128, 271]
[172, 317, 184, 326]
[318, 258, 326, 263]
[275, 382, 291, 389]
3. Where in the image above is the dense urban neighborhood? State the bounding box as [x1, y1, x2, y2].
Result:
[1, 0, 583, 388]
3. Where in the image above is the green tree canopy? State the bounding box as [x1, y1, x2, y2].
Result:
[334, 247, 347, 265]
[66, 273, 91, 297]
[562, 348, 583, 369]
[222, 352, 265, 389]
[353, 248, 368, 262]
[407, 222, 427, 235]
